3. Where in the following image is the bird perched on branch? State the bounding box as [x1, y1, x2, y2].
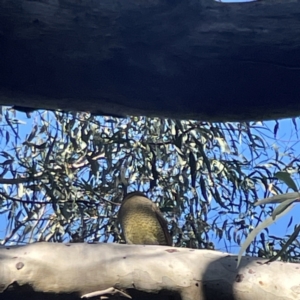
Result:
[117, 191, 172, 246]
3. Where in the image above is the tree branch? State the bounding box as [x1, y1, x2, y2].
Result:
[1, 0, 300, 121]
[0, 242, 298, 300]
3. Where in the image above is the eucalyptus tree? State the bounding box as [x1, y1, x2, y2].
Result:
[0, 108, 299, 262]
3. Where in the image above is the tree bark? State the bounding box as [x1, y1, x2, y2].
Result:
[1, 0, 300, 121]
[0, 242, 299, 300]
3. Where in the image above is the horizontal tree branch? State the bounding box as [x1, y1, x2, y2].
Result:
[1, 0, 300, 121]
[0, 242, 298, 300]
[0, 174, 45, 184]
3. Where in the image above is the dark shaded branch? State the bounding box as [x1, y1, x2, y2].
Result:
[1, 0, 300, 121]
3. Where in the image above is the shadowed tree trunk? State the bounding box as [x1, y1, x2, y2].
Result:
[1, 0, 300, 121]
[0, 243, 299, 300]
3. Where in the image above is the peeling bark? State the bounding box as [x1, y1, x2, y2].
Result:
[0, 242, 299, 300]
[1, 0, 300, 121]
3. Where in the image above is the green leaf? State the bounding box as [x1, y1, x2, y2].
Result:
[237, 204, 294, 268]
[189, 151, 197, 188]
[274, 171, 298, 192]
[254, 192, 300, 206]
[272, 198, 298, 220]
[266, 224, 300, 264]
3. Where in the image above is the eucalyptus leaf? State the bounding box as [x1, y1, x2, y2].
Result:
[272, 198, 298, 220]
[275, 171, 298, 192]
[266, 225, 300, 263]
[254, 192, 300, 206]
[237, 204, 294, 268]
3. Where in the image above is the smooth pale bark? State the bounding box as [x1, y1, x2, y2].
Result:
[0, 242, 299, 300]
[1, 0, 300, 121]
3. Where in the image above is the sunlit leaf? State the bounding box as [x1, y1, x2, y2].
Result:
[215, 137, 231, 154]
[254, 192, 300, 206]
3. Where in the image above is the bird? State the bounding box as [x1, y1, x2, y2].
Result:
[117, 191, 172, 246]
